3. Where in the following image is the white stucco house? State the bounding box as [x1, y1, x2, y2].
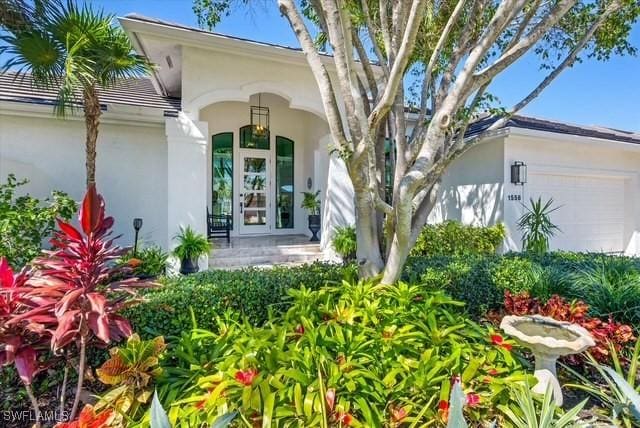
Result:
[1, 14, 640, 267]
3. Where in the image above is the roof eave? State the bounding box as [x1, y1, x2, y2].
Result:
[117, 16, 382, 76]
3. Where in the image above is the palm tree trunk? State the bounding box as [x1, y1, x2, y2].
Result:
[83, 85, 101, 188]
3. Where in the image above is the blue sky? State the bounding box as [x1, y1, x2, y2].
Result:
[94, 0, 639, 131]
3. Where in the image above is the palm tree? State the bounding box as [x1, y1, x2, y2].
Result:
[0, 0, 152, 188]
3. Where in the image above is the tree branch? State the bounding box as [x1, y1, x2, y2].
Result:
[369, 0, 427, 135]
[360, 0, 389, 77]
[278, 0, 351, 151]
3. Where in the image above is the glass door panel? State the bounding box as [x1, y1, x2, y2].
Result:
[239, 153, 270, 234]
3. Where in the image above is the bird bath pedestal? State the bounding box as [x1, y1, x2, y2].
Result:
[500, 315, 595, 406]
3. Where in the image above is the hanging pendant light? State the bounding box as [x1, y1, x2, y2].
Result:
[250, 93, 269, 144]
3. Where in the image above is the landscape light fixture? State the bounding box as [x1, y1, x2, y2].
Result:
[133, 218, 143, 255]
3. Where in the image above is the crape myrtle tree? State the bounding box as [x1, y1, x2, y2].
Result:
[215, 2, 634, 282]
[0, 0, 151, 188]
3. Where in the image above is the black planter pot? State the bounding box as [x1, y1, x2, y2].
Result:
[179, 257, 199, 275]
[308, 214, 321, 242]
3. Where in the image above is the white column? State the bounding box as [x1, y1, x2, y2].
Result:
[166, 113, 209, 273]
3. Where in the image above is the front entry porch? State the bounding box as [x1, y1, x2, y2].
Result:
[209, 234, 323, 269]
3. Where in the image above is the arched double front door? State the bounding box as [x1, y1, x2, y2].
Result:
[212, 127, 294, 235]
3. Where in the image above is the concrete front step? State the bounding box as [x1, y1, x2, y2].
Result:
[208, 252, 322, 269]
[211, 243, 321, 259]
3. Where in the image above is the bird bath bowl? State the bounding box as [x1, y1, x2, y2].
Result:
[500, 315, 595, 406]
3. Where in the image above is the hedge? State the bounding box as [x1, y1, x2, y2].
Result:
[410, 220, 506, 257]
[125, 262, 355, 339]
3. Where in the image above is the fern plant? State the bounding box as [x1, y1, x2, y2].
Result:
[517, 197, 560, 255]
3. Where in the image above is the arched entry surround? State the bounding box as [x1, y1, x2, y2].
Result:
[198, 92, 340, 239]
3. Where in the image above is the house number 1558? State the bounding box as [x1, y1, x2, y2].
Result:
[508, 194, 522, 201]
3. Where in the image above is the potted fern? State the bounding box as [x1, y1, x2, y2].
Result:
[173, 226, 211, 274]
[301, 190, 321, 242]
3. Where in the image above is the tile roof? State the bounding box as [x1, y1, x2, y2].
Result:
[0, 72, 181, 115]
[467, 114, 640, 145]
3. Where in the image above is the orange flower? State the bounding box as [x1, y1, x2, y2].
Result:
[490, 334, 512, 351]
[235, 368, 258, 386]
[127, 258, 143, 268]
[336, 412, 353, 426]
[438, 400, 450, 423]
[391, 406, 408, 422]
[54, 405, 113, 428]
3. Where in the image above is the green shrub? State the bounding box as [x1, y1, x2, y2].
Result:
[411, 220, 505, 257]
[568, 256, 640, 324]
[124, 262, 354, 339]
[118, 245, 168, 278]
[490, 256, 542, 294]
[405, 255, 504, 316]
[331, 225, 356, 261]
[0, 174, 76, 268]
[157, 279, 529, 427]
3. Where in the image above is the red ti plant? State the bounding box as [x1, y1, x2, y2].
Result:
[0, 258, 50, 426]
[9, 185, 145, 420]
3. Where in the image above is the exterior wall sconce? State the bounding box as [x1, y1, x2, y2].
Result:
[133, 218, 143, 255]
[511, 161, 527, 185]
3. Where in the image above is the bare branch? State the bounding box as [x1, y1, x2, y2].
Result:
[278, 0, 351, 151]
[490, 0, 623, 129]
[352, 28, 379, 100]
[360, 0, 389, 77]
[473, 0, 579, 87]
[369, 0, 428, 135]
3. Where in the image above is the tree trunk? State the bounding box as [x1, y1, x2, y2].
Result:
[83, 85, 101, 189]
[354, 190, 385, 277]
[381, 185, 414, 284]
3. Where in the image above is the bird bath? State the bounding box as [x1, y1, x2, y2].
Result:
[500, 315, 595, 406]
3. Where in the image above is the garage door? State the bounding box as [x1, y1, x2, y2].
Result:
[526, 172, 626, 252]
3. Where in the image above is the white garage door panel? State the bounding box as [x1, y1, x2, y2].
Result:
[527, 173, 625, 252]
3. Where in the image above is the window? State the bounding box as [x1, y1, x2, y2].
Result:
[240, 125, 270, 149]
[276, 136, 294, 229]
[212, 133, 233, 227]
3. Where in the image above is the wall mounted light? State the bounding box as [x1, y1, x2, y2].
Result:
[307, 177, 313, 189]
[133, 218, 143, 255]
[510, 161, 527, 185]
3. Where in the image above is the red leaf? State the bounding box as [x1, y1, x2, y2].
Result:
[55, 289, 84, 317]
[80, 184, 104, 235]
[14, 347, 37, 385]
[53, 310, 80, 346]
[0, 257, 14, 288]
[86, 293, 106, 315]
[56, 220, 82, 241]
[88, 313, 111, 344]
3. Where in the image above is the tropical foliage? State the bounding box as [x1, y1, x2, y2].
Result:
[0, 185, 146, 421]
[0, 0, 151, 187]
[411, 221, 506, 257]
[301, 190, 321, 215]
[332, 225, 357, 261]
[517, 198, 561, 255]
[95, 334, 166, 425]
[0, 174, 76, 269]
[566, 339, 640, 427]
[118, 246, 168, 279]
[496, 290, 635, 364]
[155, 280, 529, 427]
[124, 263, 354, 340]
